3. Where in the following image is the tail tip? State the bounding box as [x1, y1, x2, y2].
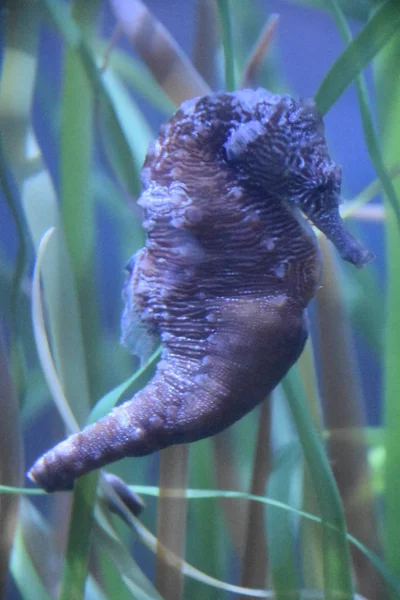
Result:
[26, 458, 74, 493]
[26, 467, 38, 485]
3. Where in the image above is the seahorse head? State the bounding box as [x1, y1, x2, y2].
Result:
[220, 90, 373, 267]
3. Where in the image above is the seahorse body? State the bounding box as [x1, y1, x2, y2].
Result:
[28, 89, 372, 491]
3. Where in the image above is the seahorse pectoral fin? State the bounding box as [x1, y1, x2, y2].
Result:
[305, 204, 374, 268]
[121, 248, 159, 364]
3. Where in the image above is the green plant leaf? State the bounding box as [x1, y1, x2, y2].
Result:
[282, 370, 354, 599]
[315, 0, 400, 115]
[96, 42, 176, 115]
[86, 346, 161, 426]
[59, 473, 99, 600]
[375, 28, 400, 597]
[60, 17, 101, 402]
[22, 160, 91, 426]
[31, 228, 79, 434]
[323, 0, 400, 231]
[41, 0, 149, 198]
[99, 67, 153, 197]
[0, 136, 28, 340]
[95, 506, 163, 600]
[0, 486, 45, 495]
[267, 441, 301, 598]
[128, 486, 400, 595]
[10, 528, 52, 600]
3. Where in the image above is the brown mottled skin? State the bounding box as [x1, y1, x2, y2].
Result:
[28, 89, 373, 492]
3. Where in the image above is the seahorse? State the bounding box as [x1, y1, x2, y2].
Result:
[28, 89, 373, 492]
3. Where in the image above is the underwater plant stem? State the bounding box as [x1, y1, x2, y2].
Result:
[156, 445, 189, 600]
[240, 399, 271, 593]
[216, 0, 236, 91]
[0, 331, 22, 597]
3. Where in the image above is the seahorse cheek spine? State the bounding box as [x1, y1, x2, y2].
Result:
[28, 89, 372, 492]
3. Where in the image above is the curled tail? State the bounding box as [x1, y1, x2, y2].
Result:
[28, 296, 307, 492]
[28, 380, 165, 492]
